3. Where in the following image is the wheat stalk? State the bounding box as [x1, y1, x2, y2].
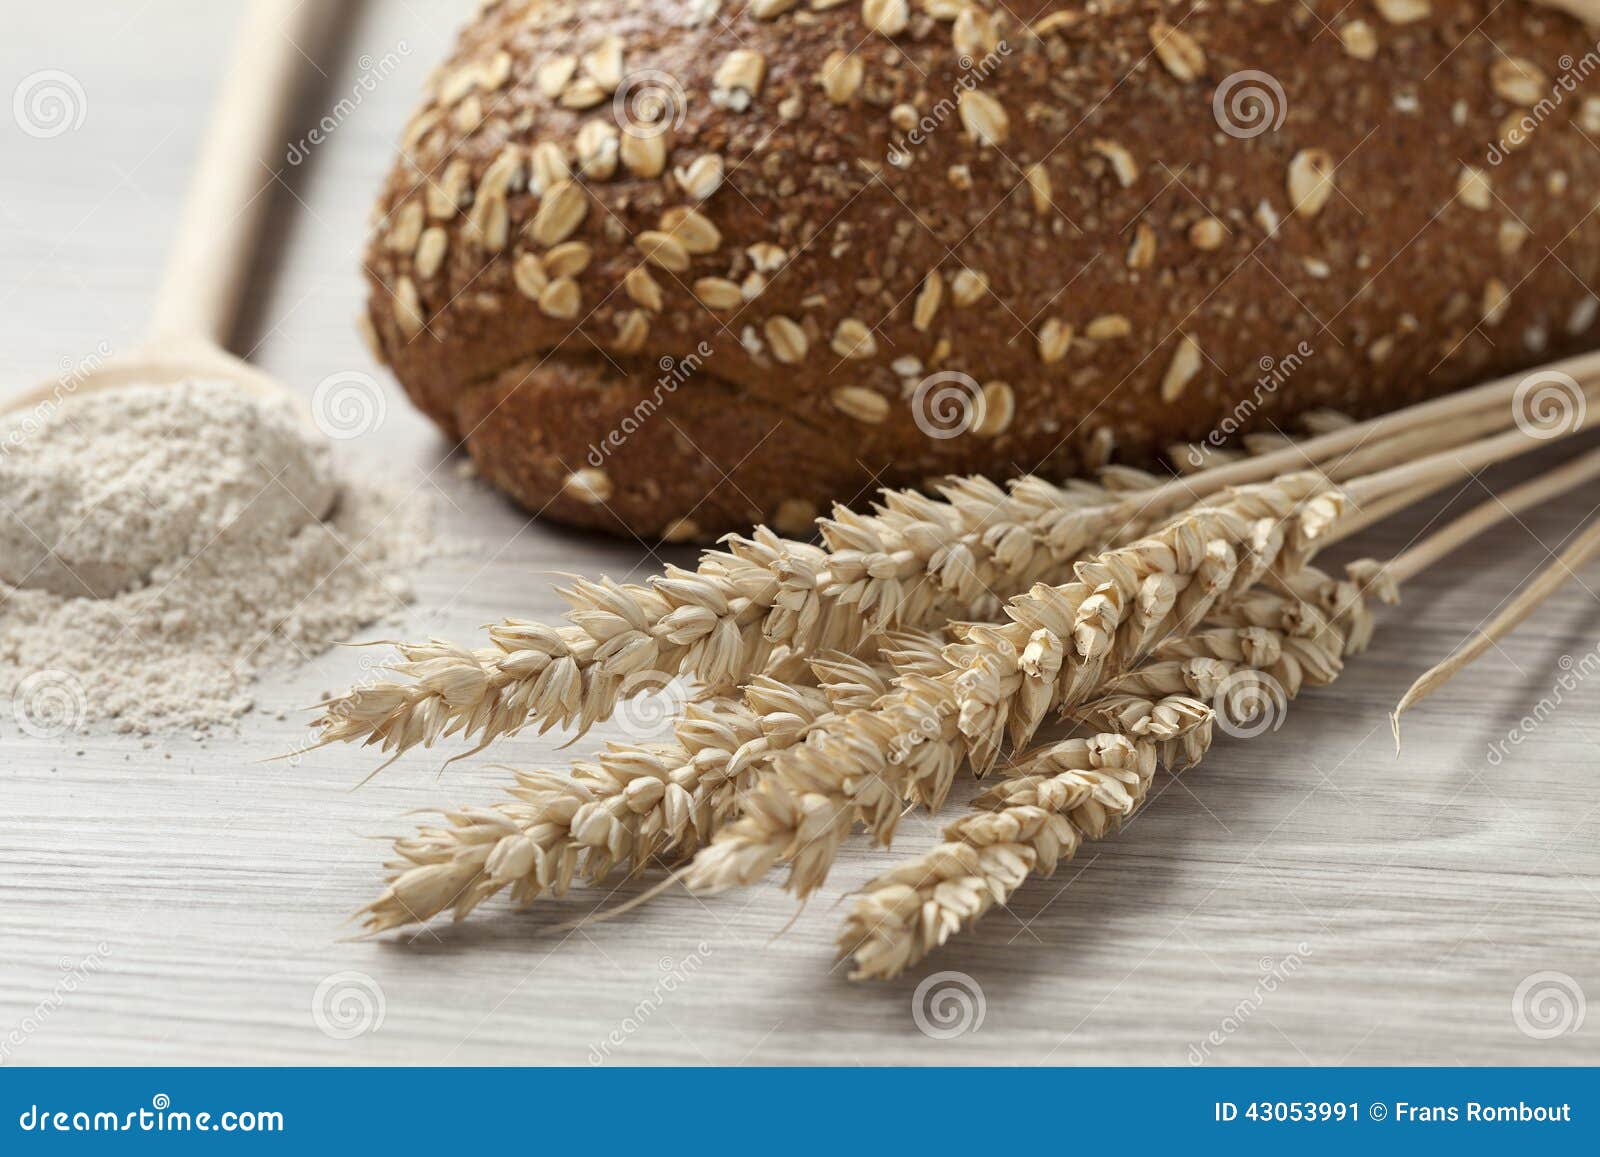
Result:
[1391, 447, 1600, 730]
[311, 467, 1178, 762]
[311, 367, 1574, 764]
[838, 438, 1600, 978]
[838, 563, 1379, 979]
[677, 472, 1340, 901]
[357, 637, 945, 932]
[678, 414, 1575, 904]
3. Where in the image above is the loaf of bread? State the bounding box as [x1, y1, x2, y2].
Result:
[363, 0, 1600, 540]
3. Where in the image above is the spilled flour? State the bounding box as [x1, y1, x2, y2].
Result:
[0, 380, 431, 735]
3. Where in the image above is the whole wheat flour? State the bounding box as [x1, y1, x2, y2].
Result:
[0, 380, 432, 735]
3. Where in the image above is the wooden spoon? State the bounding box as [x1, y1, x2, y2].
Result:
[3, 0, 323, 416]
[1, 0, 338, 597]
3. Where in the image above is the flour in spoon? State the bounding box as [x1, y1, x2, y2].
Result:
[0, 380, 431, 734]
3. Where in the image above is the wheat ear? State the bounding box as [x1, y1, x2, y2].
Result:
[310, 362, 1577, 764]
[678, 415, 1573, 904]
[838, 562, 1378, 979]
[839, 436, 1600, 978]
[357, 638, 946, 932]
[310, 465, 1179, 761]
[677, 472, 1339, 901]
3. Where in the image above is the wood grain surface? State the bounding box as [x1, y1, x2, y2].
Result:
[1, 1, 1596, 1066]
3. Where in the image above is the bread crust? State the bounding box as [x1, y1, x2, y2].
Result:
[364, 0, 1600, 539]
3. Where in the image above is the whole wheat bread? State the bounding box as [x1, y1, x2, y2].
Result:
[363, 0, 1600, 539]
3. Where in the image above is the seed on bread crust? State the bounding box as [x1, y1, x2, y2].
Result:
[694, 277, 744, 310]
[1287, 149, 1336, 217]
[820, 50, 865, 104]
[1373, 0, 1431, 25]
[563, 467, 613, 504]
[621, 131, 669, 178]
[531, 180, 588, 246]
[415, 226, 449, 278]
[1092, 139, 1140, 187]
[1086, 315, 1133, 340]
[1024, 163, 1052, 215]
[1458, 165, 1492, 211]
[393, 277, 424, 338]
[636, 230, 692, 271]
[1149, 20, 1206, 82]
[1160, 334, 1203, 401]
[1038, 319, 1073, 364]
[1188, 217, 1226, 250]
[913, 271, 943, 331]
[951, 268, 989, 306]
[1340, 20, 1379, 60]
[975, 382, 1015, 436]
[513, 253, 549, 299]
[625, 266, 665, 311]
[832, 318, 878, 359]
[765, 315, 809, 363]
[538, 277, 581, 319]
[862, 0, 910, 39]
[958, 90, 1009, 146]
[614, 309, 650, 352]
[675, 154, 725, 200]
[1491, 57, 1548, 106]
[832, 385, 889, 423]
[662, 207, 722, 254]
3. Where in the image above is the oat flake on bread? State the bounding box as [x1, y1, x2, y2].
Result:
[0, 380, 432, 735]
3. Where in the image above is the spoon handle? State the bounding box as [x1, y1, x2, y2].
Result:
[146, 0, 324, 350]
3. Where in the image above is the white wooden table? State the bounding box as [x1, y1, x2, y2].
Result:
[1, 1, 1596, 1066]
